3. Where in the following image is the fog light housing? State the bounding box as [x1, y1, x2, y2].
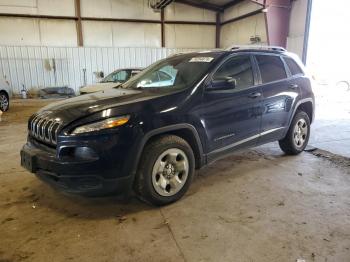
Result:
[59, 146, 98, 161]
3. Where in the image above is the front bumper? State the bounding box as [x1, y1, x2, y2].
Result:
[20, 136, 135, 196]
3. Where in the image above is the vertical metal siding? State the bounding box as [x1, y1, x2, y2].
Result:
[0, 45, 201, 95]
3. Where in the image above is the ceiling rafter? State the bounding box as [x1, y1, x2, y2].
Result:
[223, 0, 246, 9]
[176, 0, 224, 12]
[175, 0, 257, 12]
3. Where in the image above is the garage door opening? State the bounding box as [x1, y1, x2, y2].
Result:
[307, 0, 350, 157]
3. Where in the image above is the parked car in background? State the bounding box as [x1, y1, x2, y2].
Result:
[137, 70, 175, 88]
[80, 68, 143, 95]
[21, 47, 314, 206]
[39, 86, 76, 99]
[0, 77, 10, 111]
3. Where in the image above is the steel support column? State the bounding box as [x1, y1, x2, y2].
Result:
[302, 0, 313, 64]
[161, 9, 165, 47]
[75, 0, 83, 47]
[264, 0, 291, 48]
[215, 13, 221, 48]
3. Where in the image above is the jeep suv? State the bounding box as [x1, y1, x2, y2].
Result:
[20, 46, 315, 205]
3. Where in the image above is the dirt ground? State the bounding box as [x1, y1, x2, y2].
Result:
[0, 100, 350, 262]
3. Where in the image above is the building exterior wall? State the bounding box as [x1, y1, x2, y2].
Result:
[0, 0, 216, 49]
[82, 21, 162, 48]
[165, 24, 215, 48]
[165, 2, 216, 22]
[221, 13, 267, 48]
[222, 0, 261, 22]
[220, 0, 267, 48]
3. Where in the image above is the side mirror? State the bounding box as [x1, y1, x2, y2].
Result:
[207, 76, 237, 91]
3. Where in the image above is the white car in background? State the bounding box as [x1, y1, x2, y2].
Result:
[137, 70, 175, 88]
[0, 77, 10, 112]
[79, 68, 143, 95]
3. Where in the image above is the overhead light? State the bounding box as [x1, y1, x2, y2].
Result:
[261, 8, 268, 13]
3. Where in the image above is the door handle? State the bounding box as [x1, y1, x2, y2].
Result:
[248, 92, 261, 99]
[289, 84, 298, 89]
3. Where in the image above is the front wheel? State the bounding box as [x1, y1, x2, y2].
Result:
[134, 135, 195, 206]
[279, 111, 311, 155]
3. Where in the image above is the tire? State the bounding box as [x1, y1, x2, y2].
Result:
[0, 91, 9, 112]
[134, 135, 195, 206]
[279, 111, 310, 155]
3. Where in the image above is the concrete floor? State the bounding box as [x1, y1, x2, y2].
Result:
[1, 99, 350, 262]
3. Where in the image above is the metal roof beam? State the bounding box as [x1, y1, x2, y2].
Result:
[176, 0, 224, 12]
[222, 0, 246, 9]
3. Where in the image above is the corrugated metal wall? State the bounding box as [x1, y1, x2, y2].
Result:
[0, 45, 201, 95]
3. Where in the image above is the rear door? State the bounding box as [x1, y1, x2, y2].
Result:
[254, 54, 300, 144]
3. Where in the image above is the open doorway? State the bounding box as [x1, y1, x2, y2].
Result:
[307, 0, 350, 157]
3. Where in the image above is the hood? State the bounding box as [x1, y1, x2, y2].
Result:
[80, 82, 120, 94]
[36, 88, 158, 125]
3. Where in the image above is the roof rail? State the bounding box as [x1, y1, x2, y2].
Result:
[226, 45, 286, 52]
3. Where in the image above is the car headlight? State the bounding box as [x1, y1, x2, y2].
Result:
[72, 115, 130, 134]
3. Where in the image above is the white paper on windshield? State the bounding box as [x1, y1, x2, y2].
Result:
[189, 57, 214, 63]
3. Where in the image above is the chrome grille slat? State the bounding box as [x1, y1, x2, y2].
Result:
[40, 118, 49, 140]
[45, 120, 54, 142]
[30, 114, 39, 135]
[31, 115, 40, 136]
[28, 113, 62, 147]
[37, 118, 46, 138]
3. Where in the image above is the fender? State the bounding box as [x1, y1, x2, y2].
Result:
[283, 97, 314, 137]
[125, 123, 205, 192]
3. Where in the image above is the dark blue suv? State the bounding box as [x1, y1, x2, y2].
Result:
[21, 46, 315, 205]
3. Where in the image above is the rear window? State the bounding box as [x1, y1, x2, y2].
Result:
[256, 55, 287, 84]
[284, 57, 304, 76]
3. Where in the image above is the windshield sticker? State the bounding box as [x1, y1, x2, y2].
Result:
[189, 57, 214, 63]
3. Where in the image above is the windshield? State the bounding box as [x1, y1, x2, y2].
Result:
[122, 53, 219, 90]
[101, 70, 131, 83]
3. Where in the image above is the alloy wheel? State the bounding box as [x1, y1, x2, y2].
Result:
[293, 118, 308, 148]
[0, 94, 9, 111]
[152, 148, 189, 197]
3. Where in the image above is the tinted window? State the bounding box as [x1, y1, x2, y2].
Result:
[213, 55, 254, 90]
[284, 57, 303, 76]
[256, 55, 287, 83]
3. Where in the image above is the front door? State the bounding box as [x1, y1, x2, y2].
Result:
[199, 54, 263, 159]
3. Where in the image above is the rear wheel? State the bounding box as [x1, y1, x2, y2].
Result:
[279, 111, 310, 155]
[134, 135, 195, 206]
[0, 91, 9, 112]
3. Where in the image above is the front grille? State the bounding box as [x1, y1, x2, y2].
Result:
[29, 113, 62, 146]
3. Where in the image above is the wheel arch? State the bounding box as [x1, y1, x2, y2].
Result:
[289, 98, 314, 125]
[295, 100, 314, 123]
[131, 124, 205, 180]
[0, 89, 9, 99]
